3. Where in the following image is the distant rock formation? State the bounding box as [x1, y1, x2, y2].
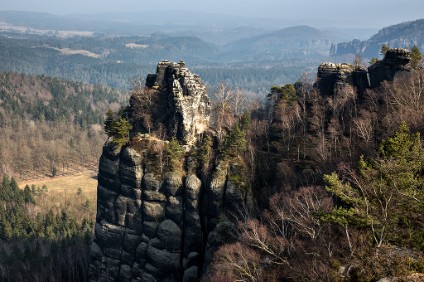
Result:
[330, 19, 424, 59]
[89, 61, 252, 282]
[316, 48, 411, 96]
[316, 62, 369, 97]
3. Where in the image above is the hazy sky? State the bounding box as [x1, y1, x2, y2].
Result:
[1, 0, 423, 28]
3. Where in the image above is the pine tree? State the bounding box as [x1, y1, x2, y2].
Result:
[323, 123, 424, 249]
[380, 44, 390, 56]
[410, 44, 422, 69]
[111, 117, 132, 146]
[104, 109, 115, 136]
[166, 137, 184, 171]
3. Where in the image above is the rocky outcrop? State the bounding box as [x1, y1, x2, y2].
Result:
[143, 60, 211, 145]
[89, 62, 252, 282]
[368, 48, 411, 88]
[317, 48, 411, 96]
[316, 62, 369, 97]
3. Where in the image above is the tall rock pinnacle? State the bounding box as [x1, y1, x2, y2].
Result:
[89, 61, 252, 282]
[143, 60, 210, 145]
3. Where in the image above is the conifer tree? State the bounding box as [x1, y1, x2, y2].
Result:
[380, 43, 390, 56]
[104, 109, 115, 136]
[410, 44, 422, 69]
[323, 123, 424, 249]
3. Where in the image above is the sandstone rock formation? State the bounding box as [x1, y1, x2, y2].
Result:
[368, 48, 411, 88]
[143, 60, 211, 145]
[316, 48, 411, 96]
[89, 61, 252, 282]
[316, 62, 369, 97]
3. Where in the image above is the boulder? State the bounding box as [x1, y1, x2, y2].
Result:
[166, 196, 183, 225]
[185, 174, 201, 200]
[119, 264, 133, 282]
[94, 222, 125, 247]
[143, 221, 159, 238]
[144, 191, 166, 202]
[161, 172, 183, 196]
[146, 244, 181, 273]
[157, 220, 182, 251]
[143, 202, 165, 222]
[120, 162, 142, 188]
[142, 173, 160, 191]
[183, 266, 198, 282]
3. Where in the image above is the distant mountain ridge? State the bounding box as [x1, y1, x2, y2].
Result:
[225, 25, 337, 61]
[330, 19, 424, 59]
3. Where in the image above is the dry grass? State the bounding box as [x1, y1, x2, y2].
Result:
[19, 170, 98, 222]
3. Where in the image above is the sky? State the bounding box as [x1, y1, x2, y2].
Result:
[0, 0, 423, 28]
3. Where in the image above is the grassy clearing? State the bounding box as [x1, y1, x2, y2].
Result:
[19, 170, 98, 223]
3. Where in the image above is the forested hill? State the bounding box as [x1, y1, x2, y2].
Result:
[0, 72, 126, 180]
[0, 30, 324, 92]
[331, 19, 424, 59]
[225, 25, 335, 60]
[0, 72, 124, 125]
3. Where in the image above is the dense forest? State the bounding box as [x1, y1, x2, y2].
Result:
[0, 32, 322, 92]
[0, 42, 423, 280]
[203, 54, 424, 280]
[92, 48, 424, 281]
[0, 72, 126, 180]
[0, 174, 93, 281]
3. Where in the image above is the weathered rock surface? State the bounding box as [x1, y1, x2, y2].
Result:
[89, 62, 253, 282]
[316, 62, 369, 97]
[142, 60, 211, 145]
[368, 48, 411, 88]
[317, 48, 411, 96]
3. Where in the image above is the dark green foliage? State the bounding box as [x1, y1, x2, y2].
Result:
[104, 109, 115, 136]
[0, 174, 93, 281]
[220, 122, 247, 159]
[23, 185, 35, 204]
[195, 134, 214, 172]
[324, 124, 424, 250]
[0, 237, 91, 282]
[111, 117, 132, 146]
[239, 112, 251, 131]
[410, 44, 422, 69]
[0, 174, 93, 241]
[0, 72, 120, 126]
[165, 137, 184, 172]
[104, 109, 133, 146]
[268, 83, 297, 104]
[380, 43, 390, 56]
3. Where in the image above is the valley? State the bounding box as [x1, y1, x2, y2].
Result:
[0, 7, 423, 282]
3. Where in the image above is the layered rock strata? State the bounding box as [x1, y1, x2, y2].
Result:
[368, 48, 411, 88]
[144, 60, 211, 145]
[316, 48, 411, 96]
[89, 62, 252, 282]
[316, 62, 369, 97]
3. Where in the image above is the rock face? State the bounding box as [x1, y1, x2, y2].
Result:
[144, 60, 211, 145]
[330, 19, 424, 59]
[316, 62, 369, 97]
[89, 61, 252, 282]
[317, 48, 411, 96]
[368, 48, 411, 88]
